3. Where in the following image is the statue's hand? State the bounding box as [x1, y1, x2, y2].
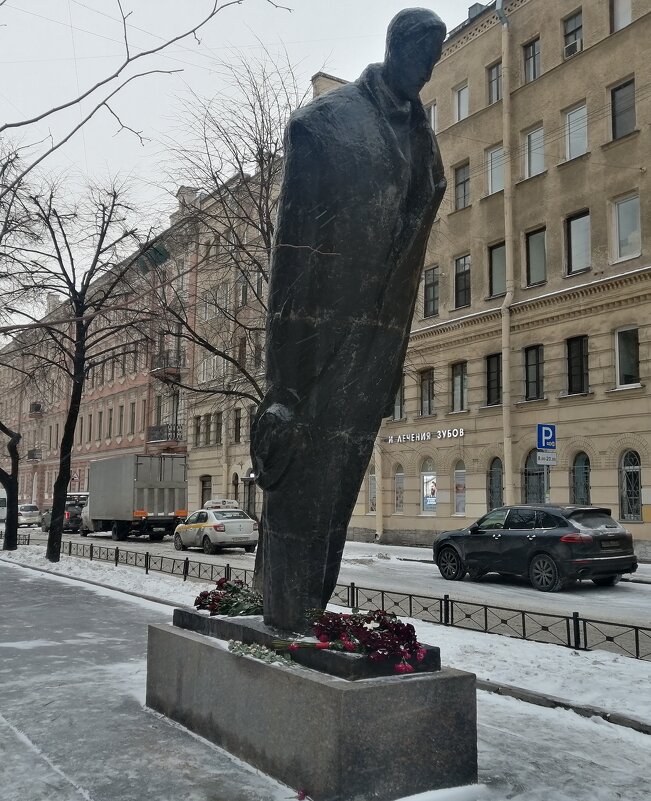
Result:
[251, 400, 297, 491]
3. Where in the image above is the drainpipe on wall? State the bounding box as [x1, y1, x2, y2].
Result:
[497, 0, 515, 504]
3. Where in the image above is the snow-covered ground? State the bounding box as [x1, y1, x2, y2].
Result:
[2, 546, 651, 800]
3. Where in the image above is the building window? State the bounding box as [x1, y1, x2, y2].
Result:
[619, 450, 641, 521]
[214, 412, 223, 446]
[613, 194, 641, 260]
[563, 11, 583, 51]
[570, 452, 591, 505]
[486, 145, 504, 194]
[486, 354, 502, 406]
[523, 449, 546, 503]
[238, 336, 247, 366]
[141, 399, 147, 432]
[204, 413, 212, 446]
[487, 61, 502, 104]
[454, 255, 471, 309]
[248, 405, 256, 438]
[234, 408, 242, 443]
[454, 460, 466, 515]
[565, 104, 587, 159]
[567, 211, 591, 274]
[87, 414, 92, 443]
[78, 416, 84, 445]
[128, 402, 136, 435]
[368, 464, 377, 513]
[616, 327, 640, 386]
[423, 266, 439, 318]
[118, 406, 124, 437]
[200, 476, 212, 507]
[393, 375, 405, 420]
[452, 362, 468, 412]
[454, 83, 469, 122]
[420, 368, 435, 416]
[421, 458, 437, 513]
[454, 162, 470, 210]
[525, 126, 545, 178]
[394, 464, 404, 513]
[610, 0, 632, 32]
[194, 416, 201, 446]
[107, 408, 113, 439]
[487, 457, 503, 511]
[489, 242, 506, 297]
[524, 345, 544, 400]
[426, 102, 437, 132]
[523, 38, 541, 83]
[567, 335, 589, 394]
[611, 79, 636, 140]
[526, 228, 547, 285]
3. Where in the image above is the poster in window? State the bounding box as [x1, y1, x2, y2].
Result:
[422, 473, 437, 510]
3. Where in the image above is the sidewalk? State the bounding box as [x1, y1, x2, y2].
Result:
[1, 558, 650, 801]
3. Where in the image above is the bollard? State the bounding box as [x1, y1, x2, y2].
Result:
[89, 543, 94, 561]
[348, 582, 357, 609]
[183, 557, 189, 581]
[114, 547, 119, 567]
[225, 563, 231, 582]
[145, 551, 150, 575]
[68, 541, 72, 556]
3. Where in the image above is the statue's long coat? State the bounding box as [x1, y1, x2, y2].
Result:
[252, 63, 447, 631]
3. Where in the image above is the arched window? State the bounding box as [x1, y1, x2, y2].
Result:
[232, 472, 239, 503]
[523, 449, 546, 503]
[619, 450, 641, 520]
[570, 452, 591, 505]
[421, 458, 436, 513]
[394, 464, 404, 513]
[487, 457, 503, 510]
[200, 475, 212, 507]
[454, 460, 466, 514]
[368, 464, 377, 513]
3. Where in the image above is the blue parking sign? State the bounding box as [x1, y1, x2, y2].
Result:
[537, 424, 556, 450]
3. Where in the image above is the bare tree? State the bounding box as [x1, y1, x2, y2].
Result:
[0, 420, 21, 551]
[0, 179, 157, 561]
[0, 1, 290, 202]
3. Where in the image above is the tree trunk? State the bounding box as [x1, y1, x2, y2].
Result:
[46, 331, 86, 562]
[0, 423, 21, 551]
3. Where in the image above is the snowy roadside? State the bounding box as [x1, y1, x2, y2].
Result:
[3, 545, 650, 728]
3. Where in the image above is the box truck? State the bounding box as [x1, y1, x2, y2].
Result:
[81, 454, 187, 541]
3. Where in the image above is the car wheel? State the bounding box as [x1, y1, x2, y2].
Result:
[203, 535, 218, 555]
[111, 523, 128, 542]
[244, 544, 256, 553]
[529, 554, 563, 592]
[437, 546, 467, 581]
[592, 574, 621, 587]
[148, 533, 165, 543]
[173, 533, 186, 551]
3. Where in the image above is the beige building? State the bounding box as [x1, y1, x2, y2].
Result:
[347, 0, 651, 558]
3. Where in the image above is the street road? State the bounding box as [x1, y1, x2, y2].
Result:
[24, 527, 651, 627]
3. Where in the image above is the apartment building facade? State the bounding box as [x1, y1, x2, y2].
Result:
[347, 0, 651, 557]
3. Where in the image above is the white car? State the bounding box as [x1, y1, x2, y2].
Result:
[17, 504, 42, 527]
[173, 508, 258, 554]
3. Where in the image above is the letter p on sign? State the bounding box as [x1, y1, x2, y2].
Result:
[537, 424, 556, 450]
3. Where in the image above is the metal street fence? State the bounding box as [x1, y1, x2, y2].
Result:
[6, 533, 651, 661]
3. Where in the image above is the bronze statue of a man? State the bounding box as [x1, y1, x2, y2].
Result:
[252, 8, 447, 632]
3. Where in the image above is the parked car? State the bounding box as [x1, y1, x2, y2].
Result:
[41, 502, 83, 533]
[432, 505, 638, 592]
[17, 504, 41, 527]
[174, 508, 258, 554]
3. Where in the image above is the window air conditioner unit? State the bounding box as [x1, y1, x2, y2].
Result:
[564, 38, 583, 59]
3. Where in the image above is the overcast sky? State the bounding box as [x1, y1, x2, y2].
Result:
[1, 0, 469, 223]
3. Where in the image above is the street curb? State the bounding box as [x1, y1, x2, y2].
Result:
[477, 679, 651, 735]
[2, 556, 649, 737]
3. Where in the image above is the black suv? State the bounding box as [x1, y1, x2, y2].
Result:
[41, 502, 83, 534]
[433, 505, 638, 592]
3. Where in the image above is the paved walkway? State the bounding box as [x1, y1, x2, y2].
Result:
[0, 563, 290, 801]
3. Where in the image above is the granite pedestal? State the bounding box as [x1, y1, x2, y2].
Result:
[146, 612, 478, 801]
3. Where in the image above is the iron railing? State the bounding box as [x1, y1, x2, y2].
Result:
[4, 533, 649, 661]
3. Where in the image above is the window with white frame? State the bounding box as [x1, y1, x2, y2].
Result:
[487, 62, 502, 104]
[486, 145, 504, 194]
[526, 227, 547, 285]
[611, 79, 636, 140]
[565, 104, 587, 159]
[523, 38, 541, 83]
[421, 458, 437, 513]
[525, 126, 545, 178]
[616, 327, 640, 387]
[610, 0, 632, 33]
[454, 460, 466, 514]
[394, 465, 404, 513]
[454, 162, 470, 210]
[393, 374, 405, 420]
[489, 242, 506, 297]
[454, 83, 469, 122]
[566, 210, 591, 274]
[451, 362, 468, 411]
[426, 102, 437, 132]
[613, 194, 641, 261]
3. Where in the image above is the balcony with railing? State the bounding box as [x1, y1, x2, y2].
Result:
[147, 424, 184, 443]
[150, 349, 187, 378]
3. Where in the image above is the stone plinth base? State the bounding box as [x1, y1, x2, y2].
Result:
[146, 621, 478, 801]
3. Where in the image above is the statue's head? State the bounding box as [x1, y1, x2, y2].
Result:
[384, 8, 447, 100]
